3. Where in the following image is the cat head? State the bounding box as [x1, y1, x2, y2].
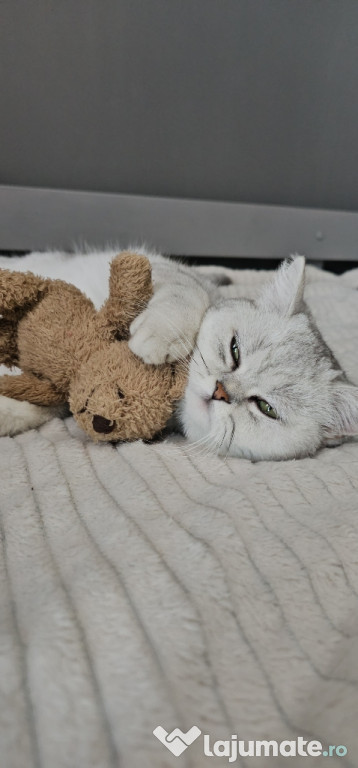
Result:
[180, 256, 358, 461]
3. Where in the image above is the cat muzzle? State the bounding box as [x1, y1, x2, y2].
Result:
[212, 381, 230, 403]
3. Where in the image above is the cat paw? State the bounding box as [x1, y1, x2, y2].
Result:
[129, 307, 196, 364]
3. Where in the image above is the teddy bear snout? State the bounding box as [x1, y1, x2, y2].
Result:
[92, 415, 116, 434]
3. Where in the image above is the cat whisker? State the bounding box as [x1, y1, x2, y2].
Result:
[153, 433, 213, 460]
[183, 440, 213, 456]
[195, 345, 210, 374]
[183, 439, 212, 456]
[183, 431, 218, 458]
[184, 440, 213, 456]
[189, 348, 207, 379]
[154, 438, 214, 462]
[224, 416, 236, 459]
[133, 301, 205, 371]
[218, 425, 228, 448]
[130, 300, 209, 380]
[144, 305, 198, 362]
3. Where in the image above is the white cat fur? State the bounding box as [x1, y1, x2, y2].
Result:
[1, 250, 358, 460]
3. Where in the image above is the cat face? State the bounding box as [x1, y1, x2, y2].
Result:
[180, 257, 358, 461]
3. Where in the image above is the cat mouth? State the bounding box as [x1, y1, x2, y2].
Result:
[202, 395, 212, 409]
[196, 393, 214, 418]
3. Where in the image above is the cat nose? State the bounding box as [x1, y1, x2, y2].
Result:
[212, 381, 230, 403]
[92, 415, 116, 434]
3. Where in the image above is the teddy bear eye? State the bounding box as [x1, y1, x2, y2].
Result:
[117, 388, 125, 399]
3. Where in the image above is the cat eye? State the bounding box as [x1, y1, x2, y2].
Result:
[230, 336, 240, 368]
[256, 398, 278, 419]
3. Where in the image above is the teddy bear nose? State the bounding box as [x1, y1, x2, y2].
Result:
[92, 415, 116, 434]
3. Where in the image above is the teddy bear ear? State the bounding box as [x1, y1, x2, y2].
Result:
[96, 251, 153, 339]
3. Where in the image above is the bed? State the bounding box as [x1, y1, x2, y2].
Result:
[0, 251, 357, 768]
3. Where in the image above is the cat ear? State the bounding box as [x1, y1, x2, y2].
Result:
[323, 383, 358, 444]
[258, 255, 306, 317]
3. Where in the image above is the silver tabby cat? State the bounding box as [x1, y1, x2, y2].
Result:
[129, 253, 358, 460]
[1, 251, 358, 460]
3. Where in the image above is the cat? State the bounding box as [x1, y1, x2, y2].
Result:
[129, 254, 358, 460]
[1, 250, 358, 460]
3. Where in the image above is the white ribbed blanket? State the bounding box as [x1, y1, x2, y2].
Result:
[0, 255, 358, 768]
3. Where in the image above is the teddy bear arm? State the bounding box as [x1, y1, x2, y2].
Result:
[96, 253, 153, 340]
[0, 373, 65, 406]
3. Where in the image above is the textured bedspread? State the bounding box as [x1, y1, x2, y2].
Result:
[0, 255, 358, 768]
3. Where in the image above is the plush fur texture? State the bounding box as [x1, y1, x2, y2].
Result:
[0, 252, 187, 442]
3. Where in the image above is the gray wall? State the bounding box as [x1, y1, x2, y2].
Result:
[1, 0, 358, 210]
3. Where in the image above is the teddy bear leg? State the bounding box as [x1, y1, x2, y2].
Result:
[0, 317, 20, 367]
[0, 373, 65, 406]
[0, 270, 48, 315]
[0, 271, 49, 366]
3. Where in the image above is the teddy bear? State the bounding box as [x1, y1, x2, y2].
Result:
[0, 251, 187, 442]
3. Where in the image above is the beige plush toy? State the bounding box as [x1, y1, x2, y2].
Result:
[0, 252, 187, 442]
